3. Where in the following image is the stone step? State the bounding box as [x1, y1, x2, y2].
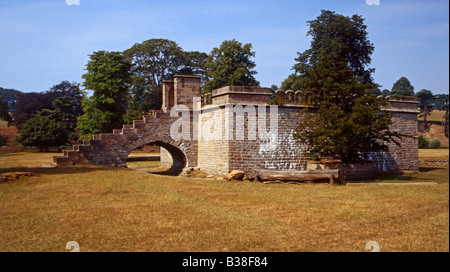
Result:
[66, 150, 81, 159]
[143, 115, 154, 123]
[122, 128, 137, 134]
[133, 120, 145, 129]
[53, 156, 72, 165]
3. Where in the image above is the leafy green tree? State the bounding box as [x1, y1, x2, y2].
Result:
[12, 81, 83, 129]
[202, 39, 259, 93]
[16, 116, 68, 152]
[367, 87, 382, 96]
[381, 89, 391, 96]
[123, 39, 208, 122]
[77, 51, 132, 141]
[391, 77, 415, 96]
[295, 56, 402, 162]
[280, 74, 306, 91]
[178, 50, 209, 81]
[293, 10, 375, 84]
[123, 84, 161, 124]
[293, 11, 403, 162]
[416, 89, 435, 131]
[430, 139, 441, 149]
[418, 135, 429, 149]
[124, 39, 184, 87]
[35, 81, 85, 141]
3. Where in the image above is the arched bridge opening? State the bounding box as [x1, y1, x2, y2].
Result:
[126, 141, 187, 176]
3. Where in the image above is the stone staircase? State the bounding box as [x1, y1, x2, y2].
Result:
[53, 110, 170, 166]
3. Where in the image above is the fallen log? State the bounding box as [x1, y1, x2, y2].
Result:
[256, 169, 340, 184]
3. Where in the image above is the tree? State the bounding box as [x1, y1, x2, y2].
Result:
[367, 87, 382, 96]
[124, 39, 184, 87]
[0, 100, 13, 126]
[16, 116, 68, 152]
[12, 81, 83, 129]
[76, 51, 132, 141]
[381, 89, 391, 96]
[202, 39, 259, 93]
[293, 11, 403, 162]
[178, 50, 209, 81]
[293, 10, 375, 84]
[13, 92, 53, 129]
[295, 56, 401, 162]
[416, 89, 435, 131]
[123, 39, 208, 122]
[0, 134, 8, 147]
[0, 87, 21, 112]
[436, 94, 449, 137]
[391, 77, 415, 96]
[35, 81, 85, 140]
[280, 74, 306, 91]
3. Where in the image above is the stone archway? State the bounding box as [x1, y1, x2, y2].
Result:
[54, 110, 198, 175]
[126, 140, 187, 175]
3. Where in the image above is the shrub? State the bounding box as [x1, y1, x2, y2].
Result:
[430, 139, 441, 149]
[15, 116, 69, 152]
[0, 134, 8, 147]
[418, 136, 429, 149]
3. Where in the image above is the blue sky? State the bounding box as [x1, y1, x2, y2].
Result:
[0, 0, 448, 95]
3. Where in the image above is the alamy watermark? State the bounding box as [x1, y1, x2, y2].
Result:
[366, 0, 380, 5]
[66, 241, 80, 252]
[366, 241, 380, 252]
[66, 0, 80, 5]
[169, 98, 279, 151]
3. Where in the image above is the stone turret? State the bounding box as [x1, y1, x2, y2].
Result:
[162, 74, 201, 112]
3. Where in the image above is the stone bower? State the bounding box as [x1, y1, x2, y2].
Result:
[53, 110, 197, 174]
[54, 75, 419, 180]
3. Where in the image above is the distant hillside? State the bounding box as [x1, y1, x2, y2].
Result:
[0, 120, 20, 153]
[418, 110, 447, 123]
[0, 87, 22, 112]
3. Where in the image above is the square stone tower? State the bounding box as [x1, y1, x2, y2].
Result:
[162, 74, 201, 112]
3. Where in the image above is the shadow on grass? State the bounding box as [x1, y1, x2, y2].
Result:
[0, 165, 122, 176]
[130, 166, 182, 176]
[370, 173, 414, 182]
[348, 172, 414, 184]
[419, 167, 445, 172]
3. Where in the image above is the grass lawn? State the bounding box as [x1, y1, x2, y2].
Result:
[0, 151, 448, 252]
[418, 110, 447, 123]
[418, 148, 449, 161]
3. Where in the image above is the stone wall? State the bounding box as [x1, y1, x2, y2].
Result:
[197, 106, 230, 175]
[54, 110, 198, 175]
[228, 106, 310, 176]
[55, 78, 420, 179]
[196, 92, 419, 176]
[366, 112, 419, 173]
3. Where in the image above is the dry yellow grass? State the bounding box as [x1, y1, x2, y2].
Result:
[419, 149, 449, 161]
[0, 151, 448, 252]
[418, 110, 447, 123]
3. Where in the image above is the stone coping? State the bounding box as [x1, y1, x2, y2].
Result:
[211, 86, 272, 97]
